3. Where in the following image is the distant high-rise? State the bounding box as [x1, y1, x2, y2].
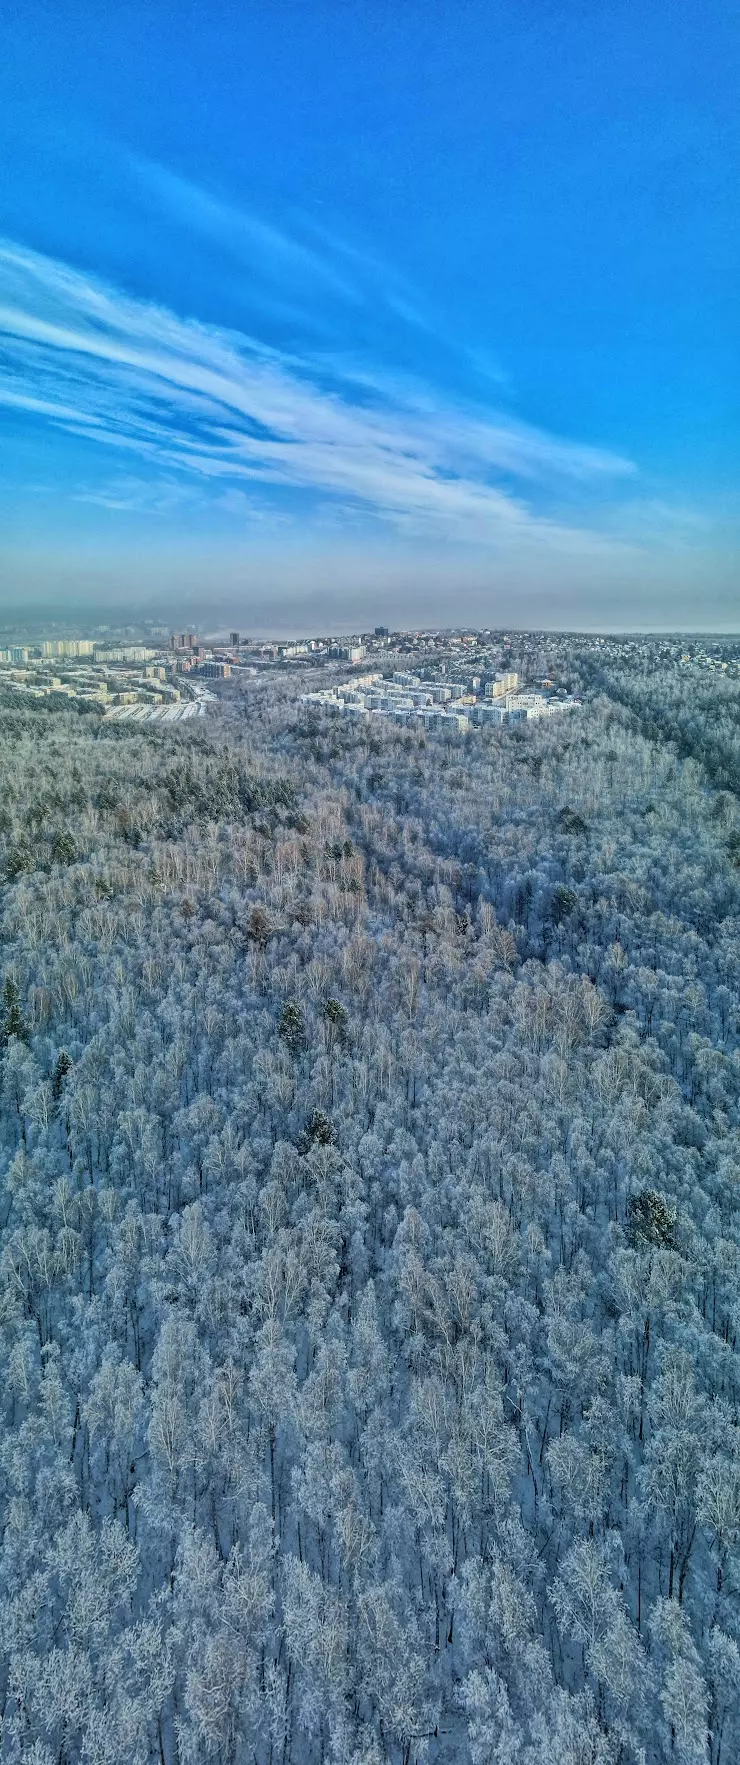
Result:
[374, 626, 389, 637]
[38, 639, 93, 658]
[229, 631, 240, 648]
[171, 633, 195, 650]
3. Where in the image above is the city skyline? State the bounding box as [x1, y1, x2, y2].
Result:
[0, 2, 738, 628]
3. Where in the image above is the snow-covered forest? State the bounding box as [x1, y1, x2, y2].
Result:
[1, 654, 740, 1765]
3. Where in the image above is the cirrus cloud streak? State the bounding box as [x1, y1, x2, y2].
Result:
[0, 236, 637, 553]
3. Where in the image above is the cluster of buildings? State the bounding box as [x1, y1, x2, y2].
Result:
[170, 631, 264, 679]
[679, 650, 738, 675]
[170, 632, 232, 678]
[0, 625, 269, 720]
[0, 639, 97, 663]
[0, 637, 217, 720]
[243, 638, 368, 664]
[300, 669, 579, 733]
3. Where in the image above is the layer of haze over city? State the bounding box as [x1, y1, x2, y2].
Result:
[0, 0, 737, 632]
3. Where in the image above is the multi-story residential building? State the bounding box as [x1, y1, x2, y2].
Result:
[485, 670, 519, 698]
[94, 646, 156, 663]
[39, 640, 94, 658]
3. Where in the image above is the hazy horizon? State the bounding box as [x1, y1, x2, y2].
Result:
[1, 539, 739, 639]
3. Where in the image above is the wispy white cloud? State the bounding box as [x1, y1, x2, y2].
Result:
[131, 161, 528, 411]
[71, 473, 194, 515]
[0, 234, 637, 553]
[128, 156, 362, 305]
[131, 153, 448, 335]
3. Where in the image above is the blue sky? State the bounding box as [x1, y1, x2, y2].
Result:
[0, 0, 738, 629]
